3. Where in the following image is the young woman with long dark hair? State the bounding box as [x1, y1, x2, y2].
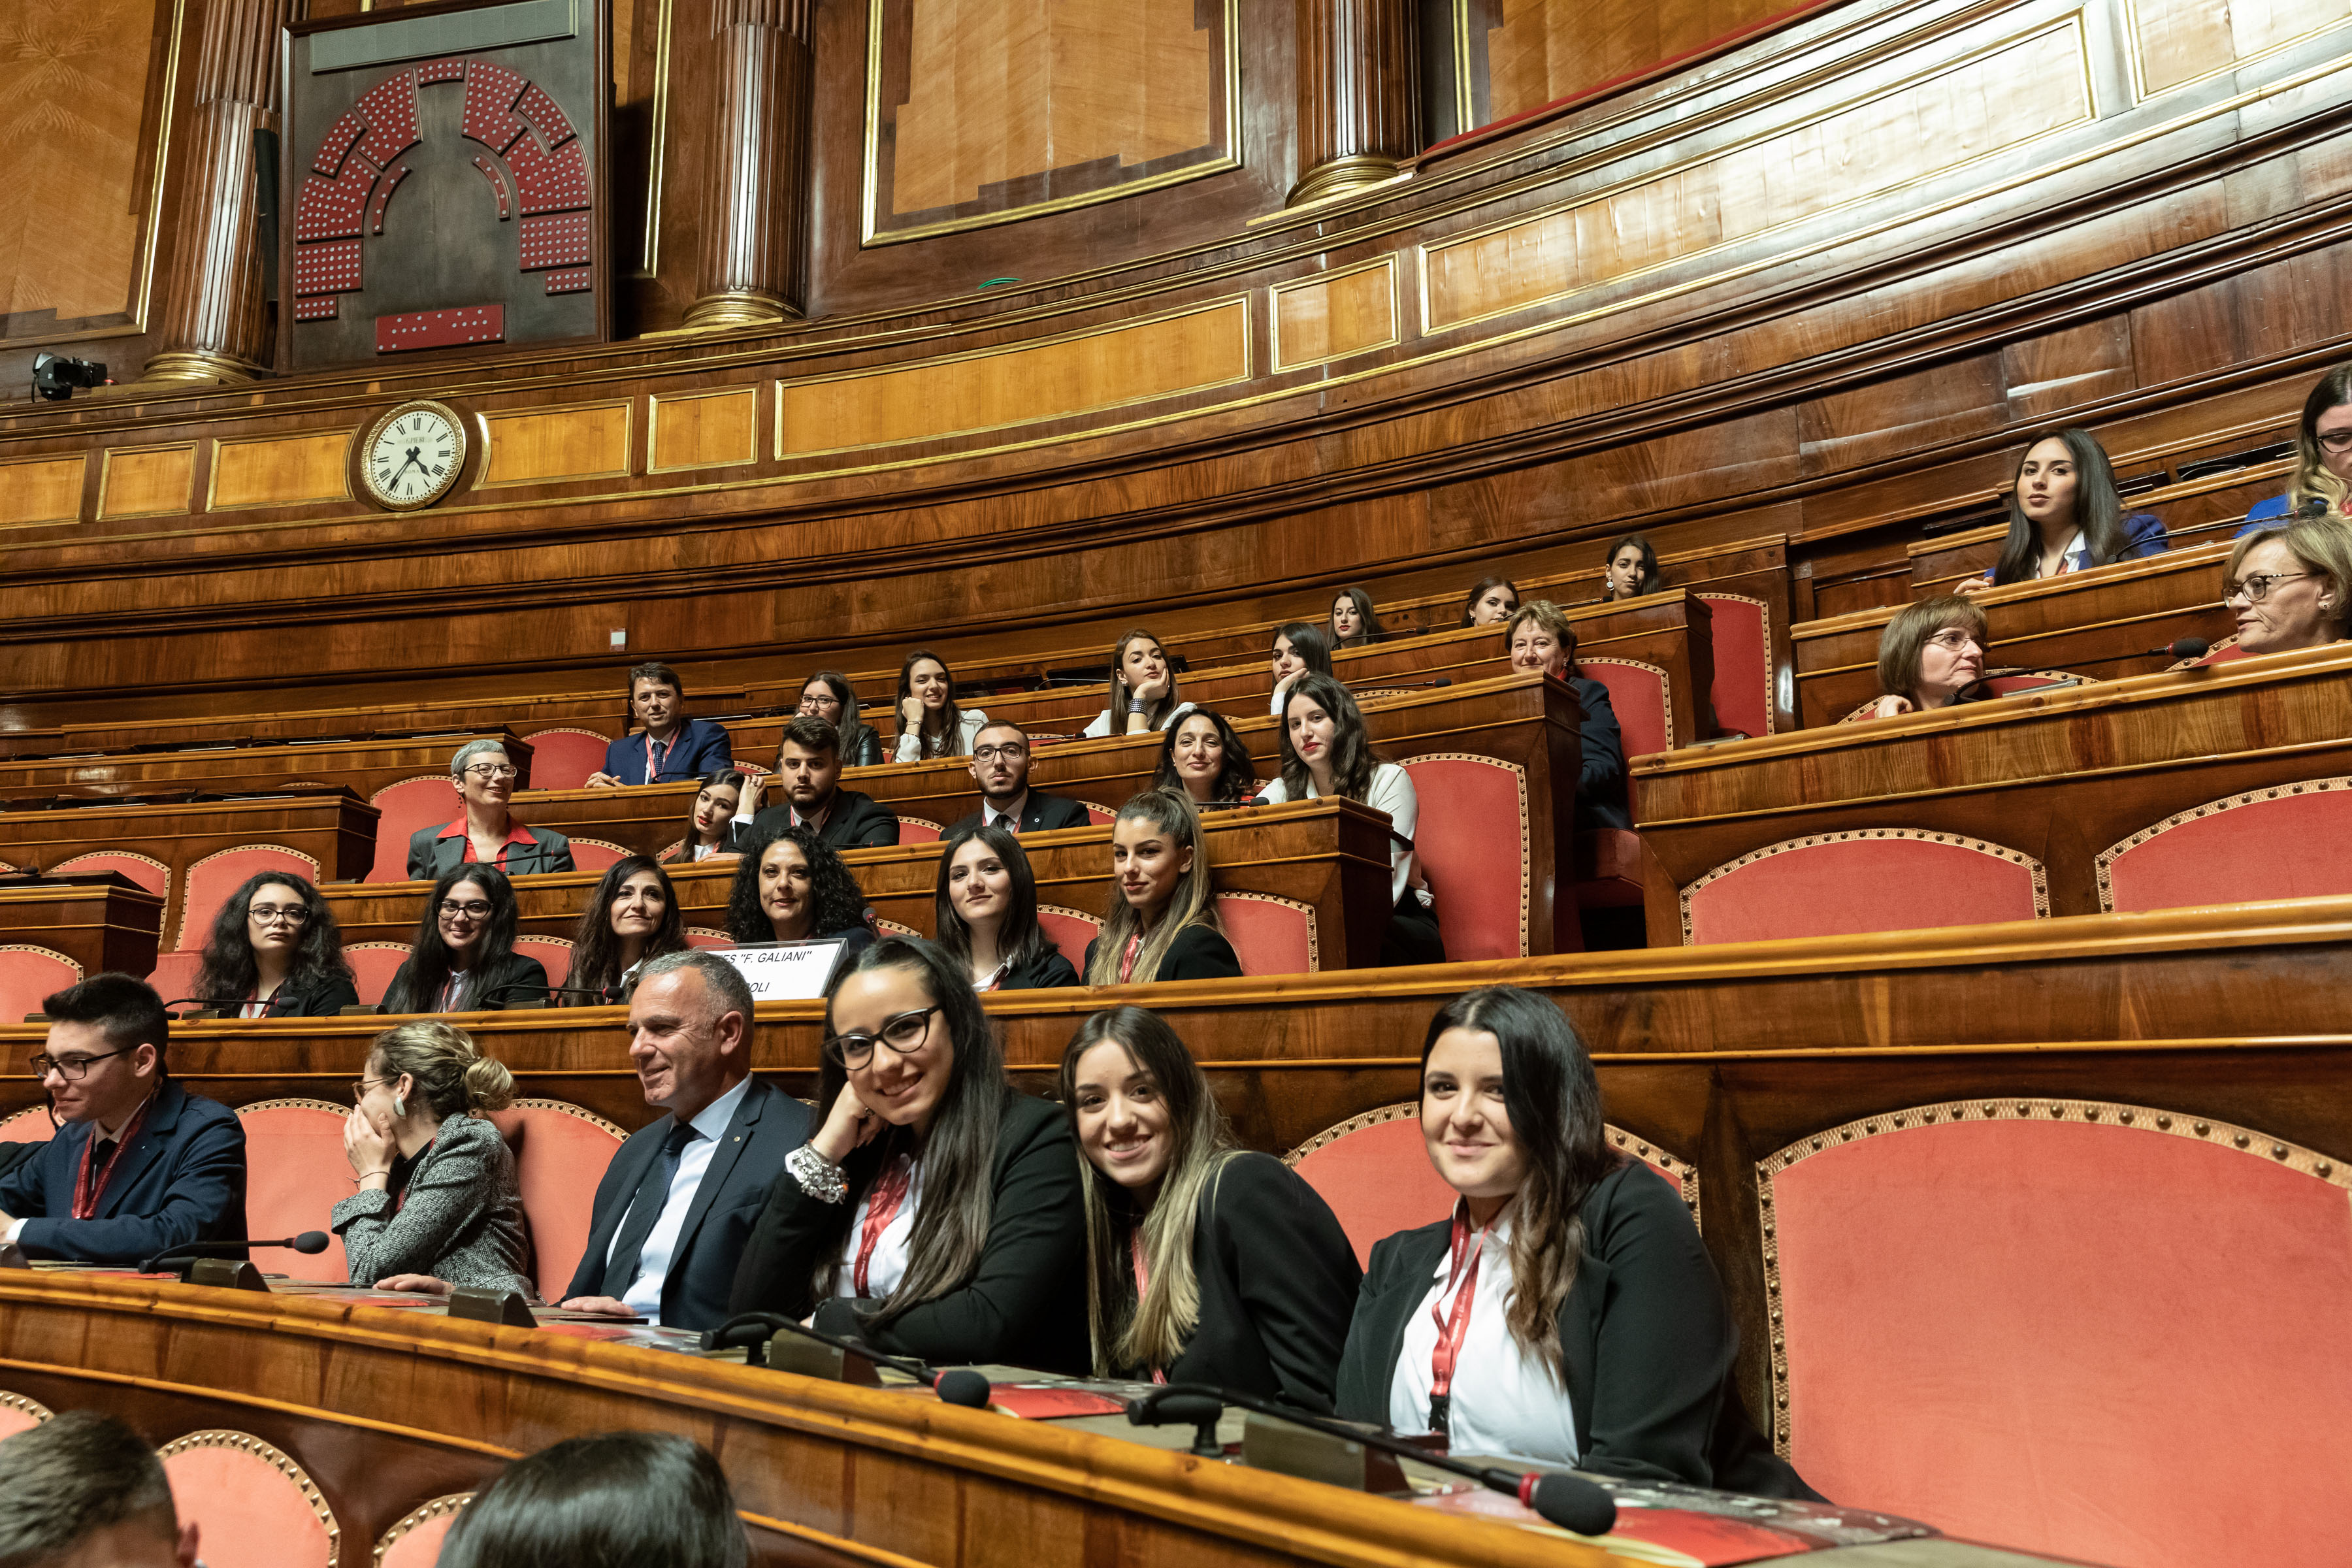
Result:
[1081, 790, 1241, 985]
[1598, 534, 1662, 600]
[380, 865, 547, 1013]
[1329, 586, 1384, 648]
[1083, 629, 1196, 738]
[659, 770, 747, 864]
[798, 669, 885, 768]
[934, 825, 1080, 990]
[725, 826, 873, 964]
[1151, 710, 1258, 808]
[565, 856, 690, 1004]
[1460, 576, 1520, 627]
[893, 649, 988, 761]
[1960, 427, 2166, 594]
[1267, 621, 1333, 718]
[193, 871, 359, 1017]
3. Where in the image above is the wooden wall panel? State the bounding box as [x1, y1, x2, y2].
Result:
[1271, 257, 1399, 370]
[2132, 0, 2351, 95]
[478, 402, 636, 487]
[206, 431, 352, 510]
[649, 386, 760, 472]
[0, 457, 84, 526]
[94, 442, 192, 518]
[1477, 0, 1807, 127]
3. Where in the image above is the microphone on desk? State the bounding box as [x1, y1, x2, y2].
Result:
[1126, 1382, 1618, 1537]
[139, 1232, 328, 1276]
[2296, 496, 2330, 520]
[2144, 638, 2211, 661]
[700, 1312, 993, 1409]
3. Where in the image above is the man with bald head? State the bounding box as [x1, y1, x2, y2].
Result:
[558, 949, 808, 1329]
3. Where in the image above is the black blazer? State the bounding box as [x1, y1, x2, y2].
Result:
[382, 950, 550, 1013]
[1568, 674, 1633, 832]
[0, 1079, 246, 1266]
[1333, 1161, 1816, 1499]
[749, 789, 900, 851]
[212, 970, 361, 1019]
[727, 1088, 1088, 1373]
[838, 723, 885, 770]
[1083, 922, 1244, 983]
[561, 1076, 811, 1331]
[998, 948, 1081, 990]
[945, 791, 1091, 838]
[1106, 1152, 1360, 1410]
[406, 823, 576, 880]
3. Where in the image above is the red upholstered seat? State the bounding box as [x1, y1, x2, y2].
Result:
[2099, 777, 2352, 913]
[0, 1393, 50, 1438]
[49, 849, 170, 901]
[512, 936, 574, 990]
[2171, 634, 2244, 670]
[178, 845, 321, 953]
[483, 1099, 625, 1299]
[158, 1430, 338, 1568]
[1579, 657, 1674, 755]
[1083, 802, 1117, 826]
[1036, 906, 1102, 975]
[1571, 827, 1644, 909]
[1695, 591, 1773, 739]
[1680, 830, 2048, 945]
[0, 945, 80, 1025]
[145, 950, 206, 1005]
[1978, 668, 2086, 696]
[875, 917, 921, 938]
[899, 817, 942, 843]
[374, 1494, 472, 1568]
[344, 942, 413, 1007]
[517, 727, 608, 791]
[569, 838, 629, 872]
[0, 1107, 52, 1143]
[235, 1099, 353, 1282]
[368, 776, 457, 883]
[1213, 892, 1317, 974]
[685, 927, 734, 949]
[1763, 1102, 2352, 1567]
[1399, 754, 1529, 961]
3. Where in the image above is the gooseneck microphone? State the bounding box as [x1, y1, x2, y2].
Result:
[702, 1311, 992, 1409]
[139, 1232, 328, 1275]
[1126, 1382, 1618, 1538]
[2144, 638, 2211, 661]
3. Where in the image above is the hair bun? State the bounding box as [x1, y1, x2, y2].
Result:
[463, 1055, 516, 1113]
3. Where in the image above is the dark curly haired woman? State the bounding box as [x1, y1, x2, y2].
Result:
[725, 825, 874, 964]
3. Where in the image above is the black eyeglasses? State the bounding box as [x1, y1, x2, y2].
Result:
[823, 1005, 940, 1068]
[438, 899, 495, 919]
[29, 1048, 130, 1081]
[2225, 572, 2312, 603]
[249, 903, 312, 926]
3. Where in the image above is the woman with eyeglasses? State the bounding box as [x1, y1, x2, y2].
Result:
[934, 825, 1080, 991]
[192, 872, 359, 1017]
[336, 1019, 532, 1297]
[566, 857, 691, 1005]
[380, 865, 549, 1013]
[1333, 987, 1817, 1495]
[1505, 601, 1631, 830]
[2242, 363, 2352, 536]
[1060, 1005, 1359, 1406]
[1267, 621, 1334, 719]
[894, 649, 988, 762]
[1868, 596, 1991, 720]
[797, 670, 885, 768]
[1083, 629, 1196, 738]
[1151, 709, 1258, 809]
[660, 770, 749, 864]
[728, 936, 1089, 1372]
[1957, 428, 2166, 596]
[2224, 514, 2352, 656]
[725, 826, 874, 964]
[1330, 586, 1384, 649]
[406, 739, 575, 879]
[1082, 790, 1242, 985]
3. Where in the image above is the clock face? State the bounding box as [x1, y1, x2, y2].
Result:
[361, 402, 466, 509]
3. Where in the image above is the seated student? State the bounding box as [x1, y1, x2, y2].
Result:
[1258, 672, 1445, 967]
[1330, 585, 1384, 648]
[1083, 629, 1198, 738]
[1505, 601, 1633, 830]
[0, 975, 244, 1267]
[191, 871, 359, 1018]
[894, 649, 988, 761]
[1081, 790, 1243, 984]
[1061, 1005, 1358, 1407]
[2243, 363, 2352, 534]
[659, 769, 750, 864]
[336, 1020, 531, 1296]
[557, 951, 811, 1328]
[1335, 986, 1817, 1495]
[750, 717, 901, 849]
[1958, 428, 2166, 596]
[1599, 534, 1663, 601]
[947, 720, 1089, 835]
[2227, 514, 2352, 655]
[1153, 709, 1258, 809]
[586, 661, 736, 787]
[725, 826, 875, 965]
[1869, 596, 1990, 719]
[1460, 576, 1520, 627]
[1267, 621, 1335, 717]
[936, 825, 1081, 991]
[798, 669, 885, 768]
[0, 1411, 203, 1568]
[728, 936, 1089, 1372]
[380, 866, 551, 1013]
[566, 856, 691, 1005]
[436, 1431, 750, 1568]
[407, 739, 576, 879]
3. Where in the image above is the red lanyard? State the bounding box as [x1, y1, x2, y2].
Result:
[1130, 1229, 1168, 1384]
[74, 1098, 154, 1221]
[1119, 932, 1145, 984]
[1427, 1203, 1492, 1435]
[853, 1155, 915, 1297]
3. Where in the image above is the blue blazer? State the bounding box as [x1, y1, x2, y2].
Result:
[600, 718, 735, 785]
[1982, 510, 2170, 578]
[561, 1075, 810, 1331]
[2241, 494, 2300, 537]
[0, 1079, 246, 1266]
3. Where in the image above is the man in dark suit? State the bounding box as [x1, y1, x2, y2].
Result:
[585, 661, 736, 787]
[946, 720, 1090, 836]
[557, 949, 809, 1330]
[748, 716, 899, 849]
[0, 974, 244, 1267]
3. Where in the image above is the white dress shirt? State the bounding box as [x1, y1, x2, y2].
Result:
[607, 1075, 750, 1322]
[1258, 762, 1429, 907]
[893, 710, 988, 762]
[832, 1156, 924, 1300]
[1390, 1213, 1580, 1464]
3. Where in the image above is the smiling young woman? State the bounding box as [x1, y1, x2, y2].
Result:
[723, 826, 874, 962]
[1081, 790, 1241, 985]
[565, 856, 690, 1005]
[1084, 628, 1196, 738]
[894, 649, 989, 761]
[932, 825, 1080, 990]
[1151, 709, 1259, 809]
[380, 865, 548, 1013]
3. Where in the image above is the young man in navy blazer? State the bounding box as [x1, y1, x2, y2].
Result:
[0, 974, 245, 1267]
[946, 720, 1090, 836]
[557, 949, 809, 1330]
[587, 661, 736, 787]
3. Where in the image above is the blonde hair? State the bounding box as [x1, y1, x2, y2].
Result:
[1083, 791, 1221, 985]
[2287, 364, 2352, 518]
[2230, 515, 2352, 642]
[370, 1020, 515, 1119]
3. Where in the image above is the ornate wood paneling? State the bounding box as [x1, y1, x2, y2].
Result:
[94, 442, 195, 519]
[647, 385, 760, 472]
[477, 400, 633, 487]
[1270, 256, 1400, 370]
[0, 457, 86, 527]
[208, 431, 355, 510]
[2129, 0, 2352, 96]
[1464, 0, 1826, 131]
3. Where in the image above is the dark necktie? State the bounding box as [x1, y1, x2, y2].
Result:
[598, 1121, 698, 1299]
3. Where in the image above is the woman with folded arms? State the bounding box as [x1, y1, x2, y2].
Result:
[1152, 710, 1259, 809]
[659, 769, 748, 864]
[1599, 535, 1662, 602]
[566, 856, 691, 1005]
[1960, 428, 2166, 596]
[1870, 596, 1990, 719]
[193, 872, 359, 1018]
[894, 649, 988, 762]
[799, 670, 885, 768]
[1505, 601, 1632, 830]
[1082, 790, 1242, 984]
[1083, 629, 1197, 738]
[1267, 621, 1334, 718]
[728, 937, 1089, 1372]
[380, 866, 549, 1013]
[726, 826, 874, 964]
[1258, 672, 1443, 967]
[336, 1020, 532, 1298]
[1062, 1005, 1360, 1407]
[1330, 587, 1384, 649]
[2225, 514, 2352, 655]
[1460, 576, 1520, 627]
[1335, 987, 1817, 1495]
[934, 825, 1081, 991]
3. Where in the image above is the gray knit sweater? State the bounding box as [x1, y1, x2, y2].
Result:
[331, 1113, 532, 1297]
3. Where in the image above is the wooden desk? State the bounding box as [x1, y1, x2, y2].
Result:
[0, 875, 163, 980]
[1631, 642, 2352, 939]
[0, 731, 534, 807]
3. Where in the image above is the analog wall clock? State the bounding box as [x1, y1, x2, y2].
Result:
[359, 399, 468, 510]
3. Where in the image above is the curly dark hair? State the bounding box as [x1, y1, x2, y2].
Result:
[726, 825, 869, 943]
[192, 870, 354, 1005]
[568, 855, 689, 1003]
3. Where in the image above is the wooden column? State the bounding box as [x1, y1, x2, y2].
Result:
[685, 0, 813, 330]
[1290, 0, 1419, 206]
[143, 0, 296, 385]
